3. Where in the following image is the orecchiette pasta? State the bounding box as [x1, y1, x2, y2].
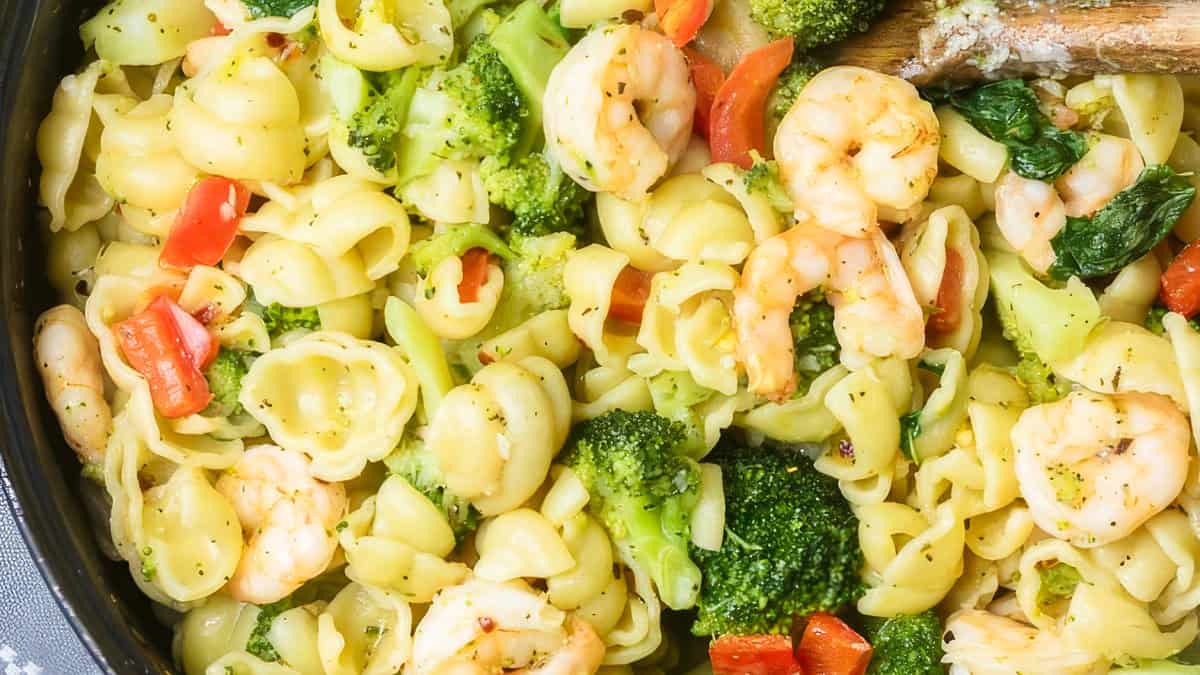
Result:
[429, 357, 570, 515]
[80, 0, 215, 66]
[1052, 320, 1187, 407]
[242, 175, 410, 281]
[629, 262, 740, 395]
[317, 0, 452, 71]
[475, 508, 575, 582]
[338, 476, 468, 601]
[478, 309, 581, 368]
[571, 359, 653, 422]
[857, 502, 965, 616]
[238, 236, 376, 307]
[36, 60, 114, 232]
[899, 205, 989, 357]
[815, 359, 911, 483]
[400, 160, 491, 225]
[239, 332, 419, 481]
[413, 254, 503, 339]
[734, 365, 847, 443]
[936, 106, 1008, 183]
[566, 245, 643, 368]
[170, 49, 306, 182]
[317, 583, 413, 675]
[94, 94, 199, 212]
[105, 420, 242, 606]
[1107, 74, 1185, 165]
[596, 172, 764, 271]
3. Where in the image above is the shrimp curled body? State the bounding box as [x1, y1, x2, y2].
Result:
[216, 444, 347, 604]
[734, 224, 925, 401]
[943, 609, 1105, 675]
[1012, 390, 1190, 548]
[411, 578, 605, 675]
[34, 305, 112, 464]
[774, 66, 940, 237]
[543, 24, 695, 201]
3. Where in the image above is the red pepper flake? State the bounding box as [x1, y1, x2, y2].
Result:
[478, 616, 496, 633]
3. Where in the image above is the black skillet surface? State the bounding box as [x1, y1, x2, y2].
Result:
[0, 0, 173, 671]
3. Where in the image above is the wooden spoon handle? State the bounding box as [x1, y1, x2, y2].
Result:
[824, 0, 1200, 84]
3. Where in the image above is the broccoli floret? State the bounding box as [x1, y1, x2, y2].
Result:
[1014, 351, 1070, 404]
[743, 156, 793, 213]
[204, 349, 251, 418]
[852, 611, 945, 675]
[395, 39, 526, 183]
[1146, 305, 1200, 336]
[408, 224, 515, 279]
[481, 154, 590, 238]
[749, 0, 888, 49]
[488, 0, 571, 152]
[383, 432, 480, 542]
[253, 302, 321, 339]
[1036, 561, 1082, 608]
[648, 371, 718, 459]
[325, 60, 420, 178]
[559, 410, 703, 611]
[692, 441, 863, 637]
[789, 290, 841, 396]
[493, 232, 573, 329]
[767, 56, 823, 127]
[245, 597, 292, 662]
[240, 0, 313, 18]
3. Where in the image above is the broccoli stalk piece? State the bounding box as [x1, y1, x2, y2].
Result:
[204, 349, 252, 418]
[383, 432, 479, 543]
[408, 223, 515, 279]
[749, 0, 888, 48]
[481, 154, 590, 237]
[647, 371, 718, 459]
[789, 290, 841, 396]
[559, 410, 703, 611]
[692, 441, 863, 637]
[488, 0, 570, 152]
[852, 611, 946, 675]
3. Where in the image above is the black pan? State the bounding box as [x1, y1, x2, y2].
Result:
[0, 0, 173, 671]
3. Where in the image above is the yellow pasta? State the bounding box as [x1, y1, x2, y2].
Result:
[239, 332, 419, 481]
[429, 356, 570, 515]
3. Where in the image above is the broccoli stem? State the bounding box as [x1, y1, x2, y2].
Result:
[488, 0, 570, 153]
[619, 495, 703, 611]
[384, 297, 455, 420]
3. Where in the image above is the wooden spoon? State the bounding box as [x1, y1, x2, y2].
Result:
[823, 0, 1200, 84]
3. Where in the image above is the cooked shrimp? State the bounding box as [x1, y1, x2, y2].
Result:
[543, 24, 695, 201]
[1012, 391, 1190, 548]
[215, 445, 347, 604]
[774, 66, 940, 238]
[734, 223, 924, 401]
[943, 610, 1105, 675]
[411, 578, 604, 675]
[993, 171, 1068, 275]
[34, 305, 112, 464]
[1055, 135, 1143, 217]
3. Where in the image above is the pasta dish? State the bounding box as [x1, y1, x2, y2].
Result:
[29, 0, 1200, 672]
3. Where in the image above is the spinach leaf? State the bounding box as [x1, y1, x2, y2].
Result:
[241, 0, 314, 18]
[940, 79, 1087, 181]
[1049, 165, 1197, 280]
[245, 597, 292, 662]
[899, 411, 921, 462]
